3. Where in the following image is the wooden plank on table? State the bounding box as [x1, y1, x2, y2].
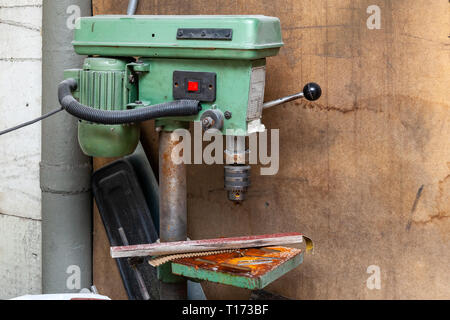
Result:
[111, 233, 304, 258]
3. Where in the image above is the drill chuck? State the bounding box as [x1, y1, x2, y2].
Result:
[224, 165, 251, 202]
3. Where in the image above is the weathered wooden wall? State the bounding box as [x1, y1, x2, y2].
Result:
[93, 0, 450, 299]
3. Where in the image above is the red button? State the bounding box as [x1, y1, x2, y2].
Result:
[187, 81, 199, 92]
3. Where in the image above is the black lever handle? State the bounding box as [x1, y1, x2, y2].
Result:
[303, 82, 322, 101]
[263, 82, 322, 110]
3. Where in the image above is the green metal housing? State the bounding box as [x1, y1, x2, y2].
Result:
[67, 15, 284, 156]
[138, 58, 266, 133]
[74, 15, 283, 60]
[66, 58, 140, 157]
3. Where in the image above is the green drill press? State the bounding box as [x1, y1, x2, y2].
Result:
[58, 15, 321, 299]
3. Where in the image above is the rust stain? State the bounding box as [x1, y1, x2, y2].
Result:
[296, 100, 384, 114]
[437, 174, 450, 214]
[161, 138, 182, 178]
[173, 247, 301, 279]
[411, 214, 450, 226]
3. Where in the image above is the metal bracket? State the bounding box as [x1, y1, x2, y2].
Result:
[129, 62, 150, 73]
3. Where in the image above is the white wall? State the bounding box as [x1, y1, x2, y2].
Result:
[0, 0, 42, 298]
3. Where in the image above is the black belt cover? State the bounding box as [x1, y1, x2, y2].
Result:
[92, 159, 159, 300]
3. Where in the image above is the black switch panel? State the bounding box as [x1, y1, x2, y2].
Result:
[173, 71, 217, 102]
[176, 28, 233, 41]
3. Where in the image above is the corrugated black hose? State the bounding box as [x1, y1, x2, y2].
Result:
[58, 78, 201, 125]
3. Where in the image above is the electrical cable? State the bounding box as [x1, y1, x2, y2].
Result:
[0, 107, 63, 136]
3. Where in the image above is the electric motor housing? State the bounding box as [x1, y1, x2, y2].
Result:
[68, 57, 140, 157]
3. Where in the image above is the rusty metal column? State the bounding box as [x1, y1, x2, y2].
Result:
[159, 131, 187, 300]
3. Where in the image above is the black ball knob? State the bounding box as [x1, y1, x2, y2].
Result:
[303, 82, 322, 101]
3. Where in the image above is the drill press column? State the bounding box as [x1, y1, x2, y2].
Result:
[159, 130, 188, 300]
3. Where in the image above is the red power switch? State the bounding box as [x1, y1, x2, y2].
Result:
[187, 81, 199, 92]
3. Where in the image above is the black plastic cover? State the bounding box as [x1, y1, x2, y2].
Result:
[176, 28, 233, 40]
[92, 159, 159, 300]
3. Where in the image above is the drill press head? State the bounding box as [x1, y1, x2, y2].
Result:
[71, 15, 283, 137]
[62, 15, 321, 201]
